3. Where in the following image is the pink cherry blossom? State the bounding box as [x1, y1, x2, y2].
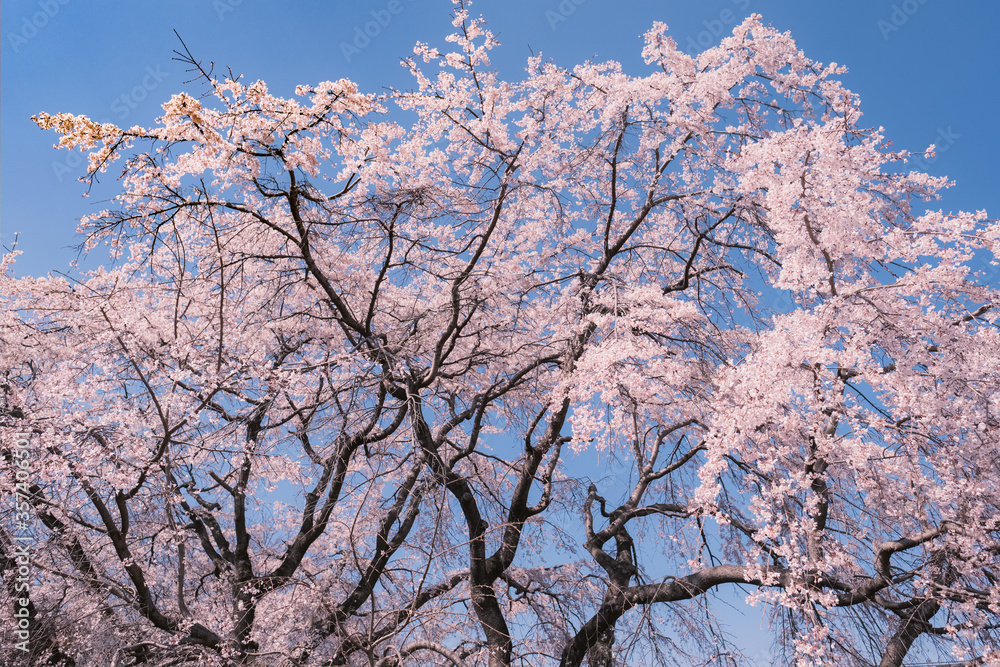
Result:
[3, 9, 998, 667]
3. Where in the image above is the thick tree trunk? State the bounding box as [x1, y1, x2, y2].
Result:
[878, 598, 940, 667]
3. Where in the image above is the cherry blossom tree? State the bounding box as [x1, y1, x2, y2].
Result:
[3, 7, 999, 667]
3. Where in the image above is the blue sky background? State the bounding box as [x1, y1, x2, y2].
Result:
[2, 0, 999, 278]
[1, 1, 999, 662]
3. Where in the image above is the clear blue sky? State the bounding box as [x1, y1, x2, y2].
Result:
[2, 1, 999, 278]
